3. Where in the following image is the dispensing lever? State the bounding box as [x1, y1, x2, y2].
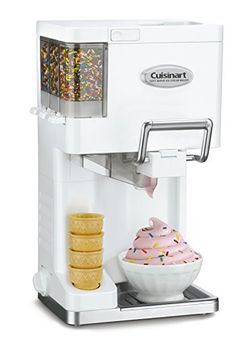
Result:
[135, 119, 213, 165]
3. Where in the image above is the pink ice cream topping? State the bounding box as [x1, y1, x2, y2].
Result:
[145, 178, 158, 198]
[124, 217, 200, 265]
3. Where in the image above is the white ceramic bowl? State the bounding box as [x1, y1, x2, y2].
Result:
[118, 251, 202, 303]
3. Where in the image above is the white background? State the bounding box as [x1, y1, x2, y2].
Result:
[0, 0, 235, 337]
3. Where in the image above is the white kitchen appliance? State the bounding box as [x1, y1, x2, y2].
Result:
[32, 20, 223, 325]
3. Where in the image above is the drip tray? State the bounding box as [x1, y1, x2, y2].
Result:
[118, 282, 217, 308]
[38, 282, 218, 326]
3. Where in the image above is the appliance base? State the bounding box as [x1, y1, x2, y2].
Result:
[38, 283, 218, 326]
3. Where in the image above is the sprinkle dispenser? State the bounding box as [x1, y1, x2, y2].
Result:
[40, 38, 107, 118]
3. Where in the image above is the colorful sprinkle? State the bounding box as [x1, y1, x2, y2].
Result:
[141, 249, 147, 254]
[174, 239, 179, 243]
[159, 249, 166, 254]
[40, 40, 50, 92]
[148, 232, 154, 238]
[152, 242, 158, 248]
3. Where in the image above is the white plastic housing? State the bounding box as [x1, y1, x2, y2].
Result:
[35, 20, 223, 313]
[137, 151, 186, 178]
[37, 20, 223, 155]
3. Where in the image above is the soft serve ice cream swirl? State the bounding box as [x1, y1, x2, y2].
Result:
[124, 218, 200, 265]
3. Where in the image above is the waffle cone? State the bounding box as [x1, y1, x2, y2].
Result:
[70, 232, 103, 252]
[69, 213, 103, 235]
[69, 249, 103, 269]
[69, 266, 103, 290]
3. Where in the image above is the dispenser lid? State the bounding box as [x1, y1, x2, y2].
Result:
[37, 20, 223, 44]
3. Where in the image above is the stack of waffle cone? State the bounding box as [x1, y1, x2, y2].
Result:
[68, 213, 104, 290]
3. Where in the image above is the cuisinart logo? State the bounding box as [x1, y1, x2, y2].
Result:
[141, 65, 194, 88]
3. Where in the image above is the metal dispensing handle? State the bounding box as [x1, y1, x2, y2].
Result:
[135, 119, 213, 165]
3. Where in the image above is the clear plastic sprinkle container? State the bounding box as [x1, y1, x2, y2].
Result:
[40, 37, 107, 118]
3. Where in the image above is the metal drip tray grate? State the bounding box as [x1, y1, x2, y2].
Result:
[38, 283, 218, 326]
[117, 282, 215, 309]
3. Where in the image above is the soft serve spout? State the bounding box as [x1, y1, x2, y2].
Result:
[81, 152, 158, 196]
